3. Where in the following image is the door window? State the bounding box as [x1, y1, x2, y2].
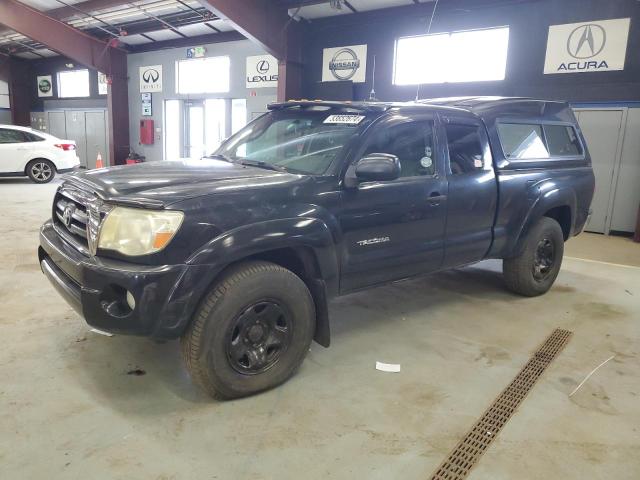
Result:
[362, 121, 436, 177]
[444, 124, 485, 174]
[0, 128, 26, 144]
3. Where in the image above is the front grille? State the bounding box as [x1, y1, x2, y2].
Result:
[53, 186, 98, 251]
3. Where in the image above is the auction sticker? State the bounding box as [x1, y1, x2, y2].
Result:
[323, 114, 365, 125]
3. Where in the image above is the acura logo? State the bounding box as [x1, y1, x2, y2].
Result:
[329, 48, 360, 80]
[567, 24, 606, 59]
[62, 204, 76, 228]
[256, 60, 269, 74]
[142, 68, 160, 83]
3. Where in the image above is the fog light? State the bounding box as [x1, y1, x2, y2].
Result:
[126, 290, 136, 310]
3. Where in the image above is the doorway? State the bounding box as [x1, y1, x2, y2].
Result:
[184, 99, 226, 159]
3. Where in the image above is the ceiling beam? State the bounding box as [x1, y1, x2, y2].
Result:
[194, 0, 300, 61]
[0, 0, 125, 74]
[127, 30, 244, 53]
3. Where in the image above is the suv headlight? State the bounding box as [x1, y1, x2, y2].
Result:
[98, 207, 184, 256]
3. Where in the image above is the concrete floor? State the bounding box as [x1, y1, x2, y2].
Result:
[1, 177, 639, 480]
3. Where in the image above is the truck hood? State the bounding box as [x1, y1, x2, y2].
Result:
[66, 159, 299, 208]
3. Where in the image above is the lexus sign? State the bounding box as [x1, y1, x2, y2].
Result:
[543, 18, 630, 74]
[246, 55, 278, 88]
[139, 65, 163, 92]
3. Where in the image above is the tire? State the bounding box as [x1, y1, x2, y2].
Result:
[503, 217, 564, 297]
[26, 159, 56, 183]
[181, 260, 316, 399]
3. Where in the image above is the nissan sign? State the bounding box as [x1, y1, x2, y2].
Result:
[543, 18, 630, 74]
[246, 55, 278, 88]
[322, 44, 367, 83]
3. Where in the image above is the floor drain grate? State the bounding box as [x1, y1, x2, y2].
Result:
[430, 328, 572, 480]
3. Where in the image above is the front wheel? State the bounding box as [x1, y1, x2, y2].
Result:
[503, 217, 564, 296]
[181, 261, 316, 399]
[27, 159, 56, 183]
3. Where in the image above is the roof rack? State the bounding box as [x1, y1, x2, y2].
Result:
[268, 100, 391, 112]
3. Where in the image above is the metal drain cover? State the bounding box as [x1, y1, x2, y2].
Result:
[430, 328, 572, 480]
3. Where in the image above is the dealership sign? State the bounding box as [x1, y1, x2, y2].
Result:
[37, 75, 53, 97]
[544, 18, 630, 74]
[246, 55, 278, 88]
[322, 44, 367, 83]
[139, 65, 162, 92]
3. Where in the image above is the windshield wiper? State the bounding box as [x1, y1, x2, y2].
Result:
[237, 159, 289, 173]
[204, 153, 235, 163]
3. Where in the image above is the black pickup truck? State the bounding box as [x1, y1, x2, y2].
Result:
[39, 97, 594, 399]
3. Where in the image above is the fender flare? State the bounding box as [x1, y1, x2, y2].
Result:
[508, 185, 576, 257]
[186, 218, 340, 347]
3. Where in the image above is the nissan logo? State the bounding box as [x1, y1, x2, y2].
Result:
[567, 24, 606, 59]
[142, 68, 160, 83]
[329, 48, 360, 81]
[62, 204, 76, 228]
[256, 60, 270, 74]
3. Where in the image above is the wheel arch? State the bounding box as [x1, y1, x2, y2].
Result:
[24, 157, 56, 175]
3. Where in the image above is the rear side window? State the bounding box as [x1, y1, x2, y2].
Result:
[444, 124, 485, 174]
[0, 128, 27, 144]
[544, 125, 582, 156]
[497, 123, 549, 159]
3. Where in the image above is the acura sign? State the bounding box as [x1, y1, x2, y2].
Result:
[322, 44, 367, 83]
[246, 55, 278, 88]
[544, 18, 630, 74]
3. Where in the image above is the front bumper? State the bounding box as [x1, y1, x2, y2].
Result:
[39, 221, 219, 338]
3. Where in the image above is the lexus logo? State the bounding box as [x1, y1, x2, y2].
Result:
[567, 24, 606, 59]
[62, 204, 76, 228]
[142, 68, 160, 83]
[329, 48, 360, 80]
[256, 60, 269, 74]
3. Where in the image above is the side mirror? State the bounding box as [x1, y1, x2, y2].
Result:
[345, 153, 401, 187]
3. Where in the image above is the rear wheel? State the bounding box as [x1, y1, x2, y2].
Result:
[181, 261, 316, 399]
[26, 159, 56, 183]
[503, 217, 564, 296]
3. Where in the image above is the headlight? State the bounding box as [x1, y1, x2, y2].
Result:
[98, 207, 184, 256]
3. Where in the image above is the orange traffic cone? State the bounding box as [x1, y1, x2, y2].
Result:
[95, 151, 104, 169]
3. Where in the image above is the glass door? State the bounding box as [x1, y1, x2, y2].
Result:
[184, 99, 227, 159]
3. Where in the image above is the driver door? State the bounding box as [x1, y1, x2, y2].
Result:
[338, 116, 447, 292]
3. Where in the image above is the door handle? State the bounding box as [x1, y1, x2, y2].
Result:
[427, 193, 446, 206]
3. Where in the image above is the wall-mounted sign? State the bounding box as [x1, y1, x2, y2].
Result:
[543, 18, 630, 74]
[37, 75, 53, 97]
[141, 93, 152, 116]
[98, 72, 108, 95]
[139, 65, 162, 92]
[246, 55, 278, 88]
[187, 46, 206, 58]
[322, 44, 367, 83]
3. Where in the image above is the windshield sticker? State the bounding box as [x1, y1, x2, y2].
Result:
[323, 114, 366, 125]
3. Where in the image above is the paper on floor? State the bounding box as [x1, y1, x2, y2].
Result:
[375, 361, 401, 373]
[90, 328, 114, 337]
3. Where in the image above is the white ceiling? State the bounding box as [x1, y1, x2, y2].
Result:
[289, 0, 428, 20]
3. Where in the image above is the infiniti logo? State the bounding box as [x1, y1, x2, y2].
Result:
[256, 60, 269, 74]
[142, 68, 160, 83]
[567, 24, 606, 59]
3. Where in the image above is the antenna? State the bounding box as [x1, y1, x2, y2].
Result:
[415, 0, 440, 101]
[369, 54, 377, 101]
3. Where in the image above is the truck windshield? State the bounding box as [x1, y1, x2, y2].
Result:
[214, 109, 370, 175]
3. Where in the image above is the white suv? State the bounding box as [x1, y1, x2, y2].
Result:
[0, 124, 80, 183]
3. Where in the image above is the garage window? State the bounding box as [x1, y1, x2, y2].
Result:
[394, 26, 509, 85]
[177, 57, 230, 94]
[57, 69, 90, 98]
